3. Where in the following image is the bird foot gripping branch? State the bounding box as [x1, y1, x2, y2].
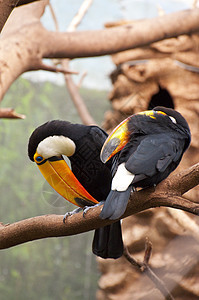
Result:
[82, 201, 105, 218]
[63, 207, 83, 223]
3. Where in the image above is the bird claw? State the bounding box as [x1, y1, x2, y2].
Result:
[63, 207, 83, 223]
[83, 201, 105, 218]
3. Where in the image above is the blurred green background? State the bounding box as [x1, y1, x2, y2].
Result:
[0, 78, 109, 300]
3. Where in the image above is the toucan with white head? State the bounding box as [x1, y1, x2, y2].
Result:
[100, 106, 191, 220]
[28, 120, 123, 259]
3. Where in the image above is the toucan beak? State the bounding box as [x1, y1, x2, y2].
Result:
[100, 109, 167, 163]
[34, 152, 98, 208]
[100, 117, 130, 163]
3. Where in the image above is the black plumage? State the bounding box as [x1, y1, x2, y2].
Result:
[28, 120, 123, 259]
[100, 106, 191, 220]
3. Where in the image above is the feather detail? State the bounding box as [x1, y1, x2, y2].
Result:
[37, 135, 76, 158]
[112, 163, 134, 191]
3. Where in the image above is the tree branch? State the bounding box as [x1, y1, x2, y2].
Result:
[36, 61, 79, 75]
[43, 8, 199, 59]
[63, 0, 97, 126]
[0, 108, 26, 119]
[0, 0, 20, 33]
[58, 0, 97, 125]
[1, 5, 199, 100]
[159, 162, 199, 195]
[0, 163, 198, 250]
[63, 67, 97, 125]
[123, 241, 175, 300]
[0, 0, 42, 33]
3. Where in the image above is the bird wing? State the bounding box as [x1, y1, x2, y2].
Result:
[90, 126, 107, 143]
[125, 134, 182, 177]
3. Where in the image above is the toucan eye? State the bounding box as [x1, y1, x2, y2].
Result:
[33, 152, 46, 164]
[36, 156, 43, 162]
[34, 155, 45, 164]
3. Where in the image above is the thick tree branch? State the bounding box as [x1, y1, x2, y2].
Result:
[1, 5, 199, 100]
[159, 162, 199, 195]
[43, 9, 199, 59]
[0, 163, 198, 250]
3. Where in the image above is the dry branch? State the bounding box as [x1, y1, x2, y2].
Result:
[0, 108, 26, 119]
[64, 68, 97, 125]
[0, 163, 199, 250]
[1, 5, 199, 100]
[61, 0, 97, 126]
[38, 62, 79, 75]
[123, 242, 175, 300]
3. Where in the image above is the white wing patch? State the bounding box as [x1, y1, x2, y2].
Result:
[111, 163, 134, 191]
[37, 135, 76, 158]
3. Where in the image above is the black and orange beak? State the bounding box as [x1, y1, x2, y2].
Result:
[34, 152, 98, 208]
[100, 110, 167, 163]
[100, 117, 130, 163]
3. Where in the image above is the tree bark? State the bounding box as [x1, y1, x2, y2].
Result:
[0, 0, 20, 32]
[0, 0, 41, 32]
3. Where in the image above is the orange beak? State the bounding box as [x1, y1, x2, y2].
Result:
[34, 152, 98, 208]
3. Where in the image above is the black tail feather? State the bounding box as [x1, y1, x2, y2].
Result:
[100, 186, 132, 220]
[92, 221, 123, 259]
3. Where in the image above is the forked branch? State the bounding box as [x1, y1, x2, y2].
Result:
[123, 239, 175, 300]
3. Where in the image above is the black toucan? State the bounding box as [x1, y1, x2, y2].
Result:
[28, 120, 123, 259]
[100, 106, 191, 220]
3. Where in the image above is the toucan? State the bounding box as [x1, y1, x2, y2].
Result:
[100, 106, 191, 220]
[28, 120, 123, 259]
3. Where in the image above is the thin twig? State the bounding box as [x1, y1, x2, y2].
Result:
[47, 1, 59, 31]
[143, 237, 152, 265]
[63, 61, 97, 125]
[48, 0, 97, 125]
[123, 242, 175, 300]
[39, 62, 79, 75]
[63, 0, 97, 125]
[77, 71, 87, 88]
[67, 0, 93, 32]
[0, 108, 26, 119]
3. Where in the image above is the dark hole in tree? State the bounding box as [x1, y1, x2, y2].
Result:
[148, 85, 174, 110]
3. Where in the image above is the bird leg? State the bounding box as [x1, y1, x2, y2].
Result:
[83, 201, 105, 218]
[63, 207, 83, 223]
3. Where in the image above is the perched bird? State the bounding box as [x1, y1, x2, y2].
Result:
[100, 106, 191, 220]
[28, 120, 123, 259]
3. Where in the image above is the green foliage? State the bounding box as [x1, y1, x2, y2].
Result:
[0, 77, 109, 299]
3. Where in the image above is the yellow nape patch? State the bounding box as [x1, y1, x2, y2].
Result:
[138, 110, 166, 119]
